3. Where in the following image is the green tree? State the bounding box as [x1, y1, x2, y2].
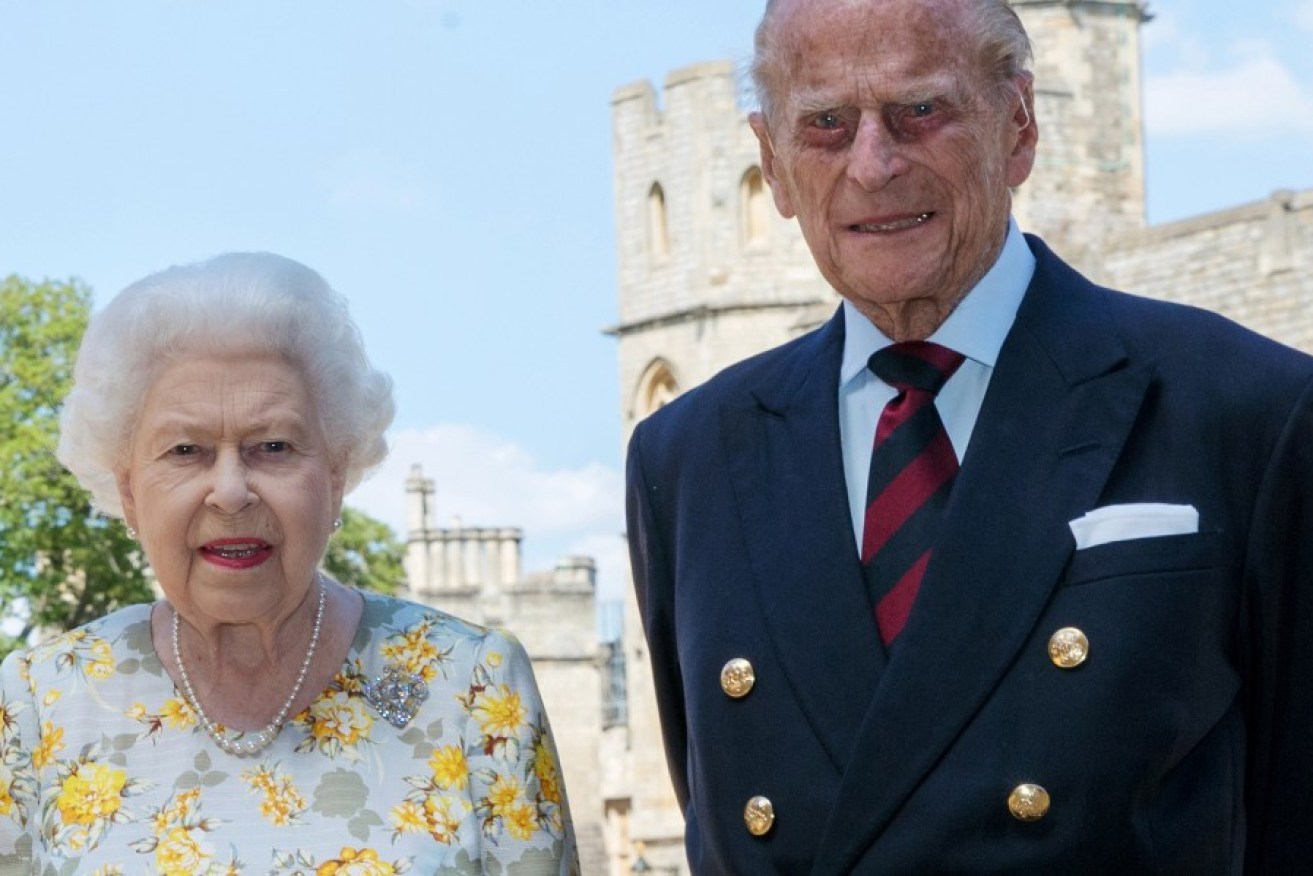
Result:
[0, 276, 153, 659]
[323, 505, 406, 595]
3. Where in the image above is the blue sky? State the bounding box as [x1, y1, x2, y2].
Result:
[3, 1, 1311, 606]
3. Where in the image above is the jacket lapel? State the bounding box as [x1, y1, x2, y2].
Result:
[811, 238, 1155, 872]
[719, 311, 886, 772]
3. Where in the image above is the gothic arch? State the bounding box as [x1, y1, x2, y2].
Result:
[632, 358, 680, 420]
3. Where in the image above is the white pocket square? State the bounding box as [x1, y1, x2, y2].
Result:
[1068, 503, 1199, 550]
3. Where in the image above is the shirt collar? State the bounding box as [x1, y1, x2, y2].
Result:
[840, 218, 1036, 385]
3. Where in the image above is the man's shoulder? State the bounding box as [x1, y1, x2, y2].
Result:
[1096, 280, 1312, 379]
[1026, 233, 1313, 379]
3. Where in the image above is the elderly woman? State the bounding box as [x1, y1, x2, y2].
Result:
[0, 253, 578, 874]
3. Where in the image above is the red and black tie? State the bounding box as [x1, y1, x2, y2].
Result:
[861, 341, 965, 645]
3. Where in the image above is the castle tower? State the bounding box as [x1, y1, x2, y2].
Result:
[610, 60, 834, 433]
[1010, 0, 1152, 279]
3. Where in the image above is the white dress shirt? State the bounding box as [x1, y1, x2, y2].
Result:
[839, 219, 1036, 548]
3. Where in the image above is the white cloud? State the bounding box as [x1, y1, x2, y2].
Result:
[1293, 0, 1313, 34]
[346, 424, 628, 602]
[1145, 48, 1313, 139]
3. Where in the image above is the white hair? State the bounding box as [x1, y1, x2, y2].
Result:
[752, 0, 1034, 123]
[58, 252, 395, 517]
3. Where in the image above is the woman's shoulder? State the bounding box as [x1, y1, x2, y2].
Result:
[4, 603, 153, 671]
[355, 590, 522, 650]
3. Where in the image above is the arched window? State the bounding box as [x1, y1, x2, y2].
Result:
[634, 359, 679, 419]
[741, 167, 769, 246]
[647, 183, 670, 260]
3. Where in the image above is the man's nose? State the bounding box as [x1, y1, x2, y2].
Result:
[206, 450, 257, 514]
[847, 114, 907, 191]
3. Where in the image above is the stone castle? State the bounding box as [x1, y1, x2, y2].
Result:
[405, 2, 1313, 873]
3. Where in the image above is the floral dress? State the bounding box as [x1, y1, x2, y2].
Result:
[0, 592, 579, 875]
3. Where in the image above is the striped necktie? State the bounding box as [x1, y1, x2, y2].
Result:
[861, 341, 965, 645]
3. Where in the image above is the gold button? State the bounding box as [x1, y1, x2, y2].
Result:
[743, 795, 775, 836]
[720, 658, 756, 698]
[1048, 627, 1089, 669]
[1008, 783, 1051, 821]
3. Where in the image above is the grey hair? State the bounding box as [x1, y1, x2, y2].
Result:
[57, 252, 395, 517]
[751, 0, 1034, 123]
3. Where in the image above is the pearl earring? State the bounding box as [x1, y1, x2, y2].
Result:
[126, 526, 137, 539]
[332, 517, 342, 532]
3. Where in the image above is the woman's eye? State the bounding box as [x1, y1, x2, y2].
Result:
[259, 441, 290, 454]
[170, 444, 199, 457]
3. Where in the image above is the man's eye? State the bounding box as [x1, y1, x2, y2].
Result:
[813, 111, 843, 129]
[911, 102, 935, 117]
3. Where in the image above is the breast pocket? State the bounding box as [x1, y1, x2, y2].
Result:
[1064, 530, 1224, 586]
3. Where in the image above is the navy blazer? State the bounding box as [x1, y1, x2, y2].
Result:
[626, 236, 1313, 874]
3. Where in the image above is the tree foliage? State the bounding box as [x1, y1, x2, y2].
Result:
[0, 276, 153, 659]
[323, 505, 406, 595]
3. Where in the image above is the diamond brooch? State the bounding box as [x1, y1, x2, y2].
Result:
[362, 665, 429, 728]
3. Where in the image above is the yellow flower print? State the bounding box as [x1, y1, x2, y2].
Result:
[86, 659, 116, 681]
[335, 666, 365, 695]
[0, 699, 19, 740]
[428, 745, 468, 790]
[244, 764, 276, 793]
[389, 800, 427, 835]
[56, 761, 127, 826]
[534, 739, 562, 806]
[172, 787, 201, 821]
[485, 652, 503, 669]
[32, 721, 65, 769]
[155, 824, 212, 875]
[422, 795, 465, 844]
[44, 628, 87, 653]
[92, 866, 125, 876]
[380, 627, 440, 682]
[140, 788, 227, 874]
[42, 689, 61, 706]
[504, 801, 537, 841]
[308, 691, 374, 751]
[159, 697, 196, 730]
[486, 774, 524, 817]
[0, 777, 13, 816]
[90, 639, 113, 662]
[315, 846, 397, 876]
[126, 703, 148, 722]
[242, 763, 307, 827]
[474, 686, 526, 738]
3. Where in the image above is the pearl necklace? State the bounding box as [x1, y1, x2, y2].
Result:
[172, 578, 326, 758]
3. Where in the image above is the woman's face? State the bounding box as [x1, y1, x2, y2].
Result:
[116, 352, 343, 626]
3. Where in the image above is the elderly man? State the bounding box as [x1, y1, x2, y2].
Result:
[625, 0, 1313, 872]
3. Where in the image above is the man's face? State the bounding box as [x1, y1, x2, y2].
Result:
[751, 0, 1037, 339]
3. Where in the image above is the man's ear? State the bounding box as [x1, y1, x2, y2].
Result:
[1005, 73, 1038, 188]
[749, 111, 797, 219]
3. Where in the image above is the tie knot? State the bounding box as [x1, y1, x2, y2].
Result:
[868, 341, 964, 395]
